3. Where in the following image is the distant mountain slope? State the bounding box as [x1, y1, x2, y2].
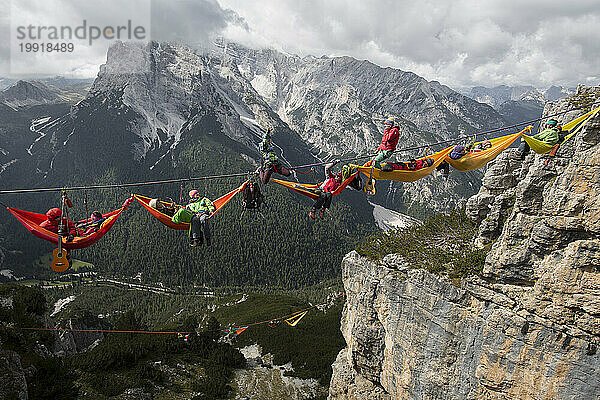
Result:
[0, 41, 375, 288]
[461, 84, 576, 128]
[209, 42, 510, 214]
[462, 84, 574, 109]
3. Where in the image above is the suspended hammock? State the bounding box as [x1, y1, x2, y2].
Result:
[270, 171, 360, 200]
[522, 106, 600, 154]
[356, 145, 454, 182]
[6, 203, 130, 250]
[133, 180, 248, 230]
[446, 126, 532, 172]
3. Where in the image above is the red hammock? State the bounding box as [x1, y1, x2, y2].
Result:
[270, 171, 359, 200]
[6, 199, 132, 250]
[133, 181, 248, 230]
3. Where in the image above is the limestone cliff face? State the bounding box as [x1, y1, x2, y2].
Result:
[329, 86, 600, 399]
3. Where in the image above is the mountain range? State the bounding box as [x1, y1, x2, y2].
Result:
[1, 40, 522, 283]
[461, 84, 575, 126]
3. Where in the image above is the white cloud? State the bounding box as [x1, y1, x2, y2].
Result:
[0, 0, 597, 89]
[218, 0, 600, 88]
[0, 0, 235, 78]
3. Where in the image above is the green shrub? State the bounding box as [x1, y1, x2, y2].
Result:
[356, 209, 487, 280]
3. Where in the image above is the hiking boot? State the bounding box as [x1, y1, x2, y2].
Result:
[309, 209, 316, 219]
[319, 208, 326, 219]
[189, 239, 198, 247]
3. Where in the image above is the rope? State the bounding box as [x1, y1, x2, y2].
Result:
[18, 292, 345, 335]
[0, 172, 250, 195]
[84, 190, 89, 223]
[294, 167, 313, 175]
[288, 100, 600, 170]
[1, 101, 598, 196]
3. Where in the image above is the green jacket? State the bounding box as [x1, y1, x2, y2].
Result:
[533, 127, 559, 145]
[186, 197, 215, 214]
[260, 138, 279, 165]
[171, 207, 193, 224]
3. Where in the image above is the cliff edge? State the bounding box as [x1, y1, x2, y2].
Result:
[329, 86, 600, 400]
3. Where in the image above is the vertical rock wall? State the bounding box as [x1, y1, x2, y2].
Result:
[330, 86, 600, 400]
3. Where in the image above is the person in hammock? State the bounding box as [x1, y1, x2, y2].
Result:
[517, 118, 560, 159]
[469, 140, 492, 153]
[381, 157, 434, 172]
[258, 128, 291, 184]
[309, 162, 343, 219]
[373, 117, 400, 168]
[242, 181, 264, 210]
[77, 211, 106, 235]
[185, 190, 215, 247]
[437, 142, 482, 178]
[39, 208, 77, 237]
[149, 197, 178, 217]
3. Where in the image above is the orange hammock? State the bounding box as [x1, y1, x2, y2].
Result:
[445, 126, 532, 172]
[356, 145, 454, 182]
[6, 202, 131, 250]
[270, 171, 359, 200]
[133, 181, 248, 230]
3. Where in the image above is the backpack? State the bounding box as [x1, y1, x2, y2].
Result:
[341, 164, 352, 181]
[243, 182, 263, 209]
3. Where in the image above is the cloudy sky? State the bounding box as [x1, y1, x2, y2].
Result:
[1, 0, 598, 89]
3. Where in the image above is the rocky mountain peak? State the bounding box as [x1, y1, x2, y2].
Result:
[0, 80, 62, 109]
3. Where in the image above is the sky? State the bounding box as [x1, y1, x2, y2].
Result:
[0, 0, 598, 89]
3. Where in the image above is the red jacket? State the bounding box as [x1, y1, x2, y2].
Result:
[322, 176, 341, 193]
[378, 126, 400, 151]
[321, 163, 342, 193]
[39, 208, 76, 235]
[39, 218, 77, 235]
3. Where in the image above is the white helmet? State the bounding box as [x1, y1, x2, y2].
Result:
[149, 198, 163, 209]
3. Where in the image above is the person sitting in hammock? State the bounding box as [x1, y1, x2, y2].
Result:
[309, 162, 343, 219]
[381, 157, 434, 172]
[77, 211, 105, 236]
[517, 118, 560, 159]
[373, 117, 400, 168]
[39, 208, 77, 237]
[149, 197, 178, 217]
[258, 128, 291, 184]
[185, 190, 215, 247]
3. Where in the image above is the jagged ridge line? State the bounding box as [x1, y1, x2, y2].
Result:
[1, 100, 597, 195]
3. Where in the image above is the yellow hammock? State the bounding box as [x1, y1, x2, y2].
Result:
[522, 106, 600, 154]
[446, 126, 532, 172]
[356, 145, 454, 182]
